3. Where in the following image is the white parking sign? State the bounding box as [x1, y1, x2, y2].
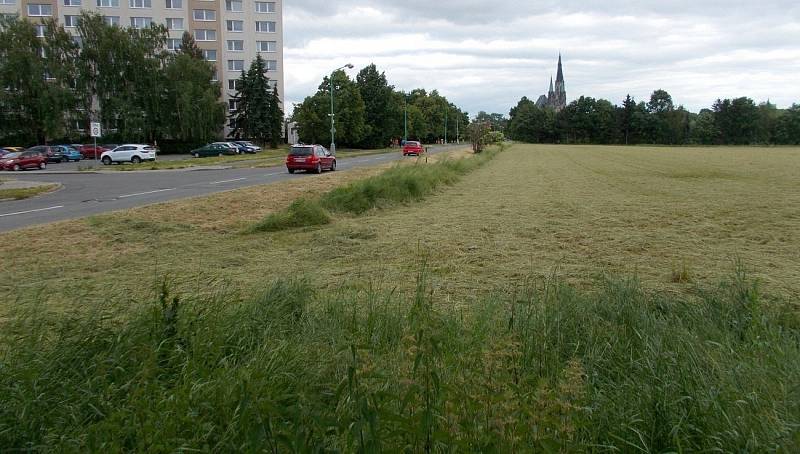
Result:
[90, 122, 102, 138]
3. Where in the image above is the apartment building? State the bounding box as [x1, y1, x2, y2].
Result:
[0, 0, 283, 137]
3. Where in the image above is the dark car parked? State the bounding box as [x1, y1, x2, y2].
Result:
[27, 145, 63, 163]
[191, 143, 239, 157]
[285, 144, 336, 174]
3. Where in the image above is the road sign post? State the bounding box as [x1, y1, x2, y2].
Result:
[90, 122, 102, 165]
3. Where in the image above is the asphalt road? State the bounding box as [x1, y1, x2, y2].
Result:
[0, 144, 461, 232]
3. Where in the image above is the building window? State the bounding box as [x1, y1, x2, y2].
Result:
[166, 38, 180, 51]
[224, 0, 241, 12]
[34, 24, 46, 37]
[254, 1, 274, 13]
[265, 59, 277, 71]
[227, 59, 243, 71]
[267, 79, 277, 89]
[72, 35, 82, 47]
[228, 79, 241, 91]
[202, 49, 216, 61]
[226, 40, 243, 51]
[211, 69, 217, 82]
[130, 17, 152, 28]
[64, 15, 80, 27]
[194, 29, 216, 41]
[129, 0, 150, 7]
[256, 40, 276, 53]
[228, 99, 237, 111]
[164, 0, 181, 8]
[226, 20, 242, 32]
[192, 9, 215, 21]
[0, 0, 16, 5]
[96, 0, 119, 7]
[255, 21, 275, 33]
[165, 17, 183, 30]
[27, 4, 53, 16]
[63, 0, 81, 6]
[103, 15, 120, 26]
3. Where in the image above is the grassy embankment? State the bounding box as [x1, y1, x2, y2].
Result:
[0, 183, 59, 200]
[1, 144, 799, 450]
[249, 145, 502, 232]
[78, 146, 397, 171]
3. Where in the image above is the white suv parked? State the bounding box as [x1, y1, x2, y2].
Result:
[100, 144, 158, 165]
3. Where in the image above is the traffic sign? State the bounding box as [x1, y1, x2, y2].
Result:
[90, 122, 102, 138]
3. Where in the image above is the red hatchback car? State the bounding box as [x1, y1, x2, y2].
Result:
[0, 151, 47, 171]
[286, 144, 336, 174]
[402, 141, 424, 156]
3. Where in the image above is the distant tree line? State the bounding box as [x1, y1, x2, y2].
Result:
[293, 64, 469, 148]
[506, 89, 800, 145]
[0, 14, 282, 149]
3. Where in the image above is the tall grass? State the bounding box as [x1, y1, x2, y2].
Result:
[1, 266, 798, 451]
[248, 197, 331, 232]
[321, 146, 501, 215]
[248, 145, 503, 232]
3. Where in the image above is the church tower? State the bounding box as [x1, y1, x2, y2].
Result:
[535, 54, 567, 111]
[553, 54, 566, 111]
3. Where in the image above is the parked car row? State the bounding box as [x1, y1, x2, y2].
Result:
[191, 141, 262, 158]
[0, 143, 158, 170]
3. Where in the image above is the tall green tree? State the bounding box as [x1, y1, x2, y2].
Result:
[179, 31, 203, 60]
[775, 104, 800, 144]
[713, 97, 759, 144]
[0, 17, 78, 144]
[355, 63, 401, 148]
[229, 54, 283, 147]
[164, 52, 225, 142]
[294, 69, 365, 147]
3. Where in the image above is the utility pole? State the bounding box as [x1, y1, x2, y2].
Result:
[444, 107, 448, 144]
[403, 95, 408, 142]
[329, 63, 353, 154]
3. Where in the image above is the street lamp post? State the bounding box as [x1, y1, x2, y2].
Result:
[329, 63, 353, 155]
[403, 96, 408, 143]
[444, 107, 448, 144]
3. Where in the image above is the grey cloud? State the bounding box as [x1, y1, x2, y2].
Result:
[283, 1, 800, 116]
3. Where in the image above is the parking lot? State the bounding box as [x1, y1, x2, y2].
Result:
[15, 153, 191, 172]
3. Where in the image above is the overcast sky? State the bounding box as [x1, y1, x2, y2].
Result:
[284, 1, 800, 117]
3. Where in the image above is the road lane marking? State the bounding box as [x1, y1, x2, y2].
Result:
[264, 172, 280, 176]
[0, 205, 64, 217]
[118, 188, 175, 198]
[209, 178, 247, 185]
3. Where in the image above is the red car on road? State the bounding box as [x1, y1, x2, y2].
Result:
[0, 151, 47, 171]
[402, 141, 424, 156]
[286, 144, 336, 174]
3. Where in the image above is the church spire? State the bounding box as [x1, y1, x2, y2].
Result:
[548, 75, 554, 94]
[556, 53, 564, 87]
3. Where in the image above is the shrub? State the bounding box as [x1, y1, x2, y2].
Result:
[248, 197, 331, 232]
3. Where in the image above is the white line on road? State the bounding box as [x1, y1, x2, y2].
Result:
[209, 178, 247, 185]
[118, 188, 175, 198]
[0, 205, 64, 218]
[264, 172, 280, 176]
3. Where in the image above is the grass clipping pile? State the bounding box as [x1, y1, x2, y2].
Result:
[249, 145, 503, 233]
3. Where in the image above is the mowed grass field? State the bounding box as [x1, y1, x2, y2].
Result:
[1, 144, 799, 451]
[1, 143, 798, 314]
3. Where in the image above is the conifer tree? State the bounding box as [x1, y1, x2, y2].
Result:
[229, 54, 283, 147]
